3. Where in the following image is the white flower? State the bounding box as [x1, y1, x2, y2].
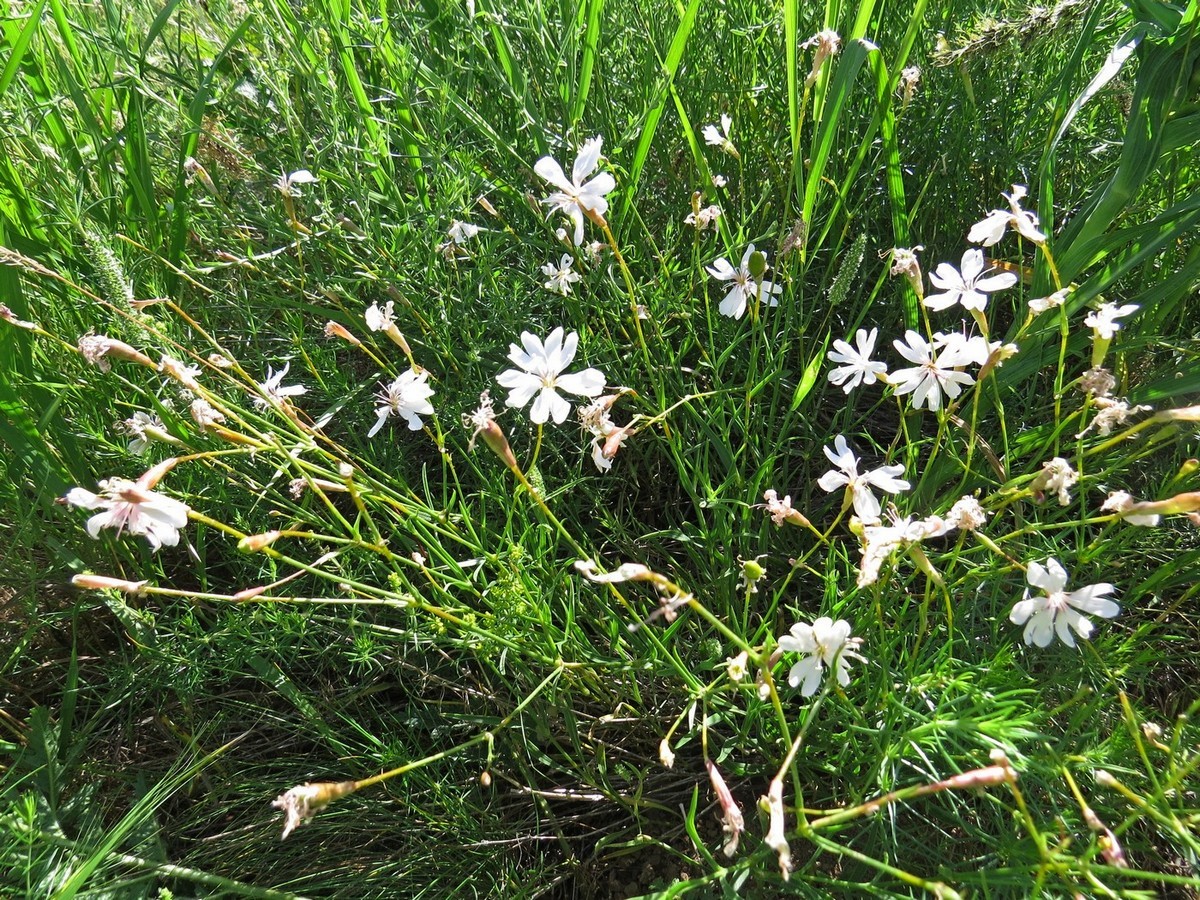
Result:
[191, 398, 225, 431]
[1100, 491, 1160, 526]
[702, 114, 738, 157]
[1084, 302, 1139, 340]
[925, 248, 1018, 312]
[365, 300, 396, 332]
[1077, 396, 1151, 438]
[275, 169, 318, 198]
[1029, 457, 1078, 506]
[496, 328, 605, 425]
[255, 362, 307, 409]
[946, 496, 989, 531]
[802, 30, 841, 84]
[778, 616, 864, 697]
[447, 219, 482, 243]
[119, 411, 166, 455]
[933, 331, 1004, 367]
[856, 513, 952, 588]
[684, 204, 722, 230]
[65, 478, 190, 551]
[726, 651, 749, 682]
[159, 355, 202, 392]
[816, 434, 910, 524]
[706, 244, 783, 319]
[763, 489, 806, 527]
[1029, 288, 1070, 315]
[1009, 558, 1118, 648]
[827, 327, 888, 393]
[370, 369, 435, 436]
[967, 184, 1047, 246]
[541, 254, 582, 295]
[271, 781, 353, 840]
[711, 174, 728, 188]
[534, 136, 615, 245]
[705, 759, 745, 857]
[890, 330, 976, 411]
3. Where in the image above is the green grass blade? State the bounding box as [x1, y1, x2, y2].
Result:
[623, 0, 701, 217]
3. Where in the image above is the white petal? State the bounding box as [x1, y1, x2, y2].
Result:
[556, 367, 605, 398]
[960, 248, 986, 282]
[974, 272, 1018, 293]
[817, 469, 850, 493]
[85, 509, 117, 539]
[582, 172, 615, 203]
[1009, 598, 1038, 625]
[706, 258, 736, 281]
[529, 387, 557, 424]
[851, 487, 881, 523]
[497, 370, 541, 408]
[368, 409, 389, 437]
[534, 156, 572, 192]
[573, 137, 603, 184]
[718, 287, 747, 319]
[1067, 584, 1118, 618]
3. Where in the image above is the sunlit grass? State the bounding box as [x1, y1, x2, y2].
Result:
[1, 0, 1198, 897]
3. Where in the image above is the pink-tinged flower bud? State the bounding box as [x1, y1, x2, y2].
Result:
[0, 304, 38, 330]
[238, 531, 282, 553]
[324, 320, 361, 345]
[77, 334, 155, 371]
[705, 759, 744, 858]
[760, 779, 793, 880]
[71, 574, 148, 593]
[137, 457, 180, 490]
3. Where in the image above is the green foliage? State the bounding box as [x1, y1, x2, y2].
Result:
[1, 0, 1198, 896]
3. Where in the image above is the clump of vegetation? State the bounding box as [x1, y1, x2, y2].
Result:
[2, 0, 1197, 896]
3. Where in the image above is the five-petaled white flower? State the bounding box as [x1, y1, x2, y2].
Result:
[65, 478, 190, 552]
[542, 254, 582, 295]
[827, 327, 888, 393]
[816, 434, 910, 524]
[890, 330, 976, 411]
[1084, 302, 1139, 340]
[706, 244, 783, 319]
[255, 362, 307, 409]
[968, 184, 1047, 246]
[370, 369, 435, 436]
[702, 114, 739, 158]
[496, 328, 605, 425]
[1009, 558, 1118, 648]
[778, 616, 865, 697]
[534, 137, 615, 245]
[925, 248, 1018, 312]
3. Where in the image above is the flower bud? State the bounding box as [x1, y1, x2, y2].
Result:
[71, 574, 148, 594]
[239, 530, 282, 553]
[324, 320, 361, 345]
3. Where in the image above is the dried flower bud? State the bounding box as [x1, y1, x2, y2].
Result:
[272, 780, 356, 839]
[658, 738, 675, 769]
